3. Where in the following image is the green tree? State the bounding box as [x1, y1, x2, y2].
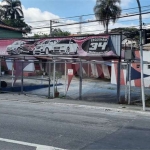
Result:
[111, 27, 139, 43]
[33, 28, 70, 38]
[94, 0, 121, 33]
[51, 28, 71, 37]
[0, 0, 31, 33]
[34, 33, 49, 38]
[3, 19, 31, 31]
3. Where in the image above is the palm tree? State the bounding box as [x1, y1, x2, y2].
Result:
[0, 0, 31, 33]
[0, 5, 5, 20]
[94, 0, 121, 33]
[1, 0, 23, 20]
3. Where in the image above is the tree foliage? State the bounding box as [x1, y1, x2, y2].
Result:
[3, 19, 31, 32]
[94, 0, 121, 33]
[0, 0, 31, 33]
[51, 28, 71, 37]
[1, 0, 23, 19]
[33, 28, 71, 38]
[111, 27, 139, 42]
[33, 33, 49, 38]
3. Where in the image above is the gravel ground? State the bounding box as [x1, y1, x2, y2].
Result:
[1, 75, 150, 104]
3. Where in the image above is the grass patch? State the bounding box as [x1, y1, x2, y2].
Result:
[145, 94, 150, 107]
[108, 87, 115, 90]
[59, 95, 66, 99]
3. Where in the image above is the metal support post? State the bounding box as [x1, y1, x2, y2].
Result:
[12, 60, 14, 87]
[48, 77, 51, 98]
[125, 62, 129, 102]
[48, 61, 51, 98]
[79, 60, 83, 100]
[117, 33, 122, 103]
[88, 61, 90, 77]
[128, 41, 133, 104]
[137, 0, 145, 111]
[0, 58, 1, 91]
[21, 61, 23, 93]
[128, 61, 131, 104]
[117, 60, 121, 103]
[64, 61, 67, 95]
[53, 60, 56, 98]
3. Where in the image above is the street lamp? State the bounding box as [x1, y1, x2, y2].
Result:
[136, 0, 145, 111]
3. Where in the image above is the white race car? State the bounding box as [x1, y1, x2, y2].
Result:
[33, 39, 58, 55]
[6, 40, 25, 55]
[52, 39, 78, 54]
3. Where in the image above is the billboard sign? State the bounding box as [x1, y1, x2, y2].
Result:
[0, 34, 121, 57]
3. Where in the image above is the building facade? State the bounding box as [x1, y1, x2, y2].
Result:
[111, 50, 150, 87]
[0, 23, 24, 38]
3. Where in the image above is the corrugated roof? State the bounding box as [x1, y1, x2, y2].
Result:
[0, 20, 26, 33]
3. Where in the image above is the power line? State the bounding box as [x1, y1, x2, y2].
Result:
[72, 24, 143, 34]
[31, 21, 150, 35]
[30, 15, 150, 33]
[82, 23, 150, 34]
[29, 9, 148, 29]
[52, 11, 150, 27]
[26, 5, 150, 23]
[80, 16, 150, 28]
[30, 11, 150, 30]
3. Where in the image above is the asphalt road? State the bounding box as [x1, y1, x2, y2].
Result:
[0, 99, 150, 150]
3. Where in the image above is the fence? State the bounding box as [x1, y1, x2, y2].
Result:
[0, 55, 149, 104]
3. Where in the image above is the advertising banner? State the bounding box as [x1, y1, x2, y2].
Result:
[0, 34, 122, 91]
[0, 34, 121, 57]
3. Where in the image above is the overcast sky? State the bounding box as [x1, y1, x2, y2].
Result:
[1, 0, 150, 35]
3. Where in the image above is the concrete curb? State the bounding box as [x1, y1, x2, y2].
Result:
[51, 102, 150, 116]
[1, 93, 150, 116]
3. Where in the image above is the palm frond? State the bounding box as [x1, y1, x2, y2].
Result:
[1, 0, 23, 19]
[1, 0, 12, 7]
[94, 0, 122, 33]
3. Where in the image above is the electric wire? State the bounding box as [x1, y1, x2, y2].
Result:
[26, 4, 150, 23]
[30, 11, 150, 30]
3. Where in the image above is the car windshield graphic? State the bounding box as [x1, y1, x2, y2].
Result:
[57, 40, 69, 44]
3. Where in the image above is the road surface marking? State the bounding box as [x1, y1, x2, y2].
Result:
[0, 138, 66, 150]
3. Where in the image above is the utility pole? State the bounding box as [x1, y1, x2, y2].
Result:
[50, 20, 53, 37]
[136, 0, 145, 111]
[79, 16, 82, 34]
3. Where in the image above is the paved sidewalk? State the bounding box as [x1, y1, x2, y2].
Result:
[0, 93, 150, 116]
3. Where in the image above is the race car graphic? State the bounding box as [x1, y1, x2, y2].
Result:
[6, 40, 25, 55]
[33, 39, 58, 55]
[21, 40, 42, 55]
[52, 39, 78, 54]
